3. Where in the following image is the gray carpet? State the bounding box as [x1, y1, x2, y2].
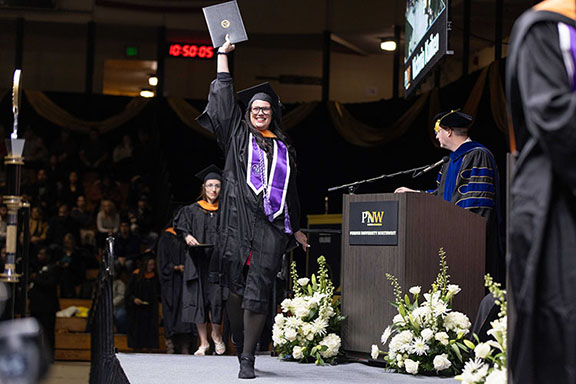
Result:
[117, 353, 459, 383]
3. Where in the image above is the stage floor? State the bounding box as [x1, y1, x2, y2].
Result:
[117, 353, 459, 383]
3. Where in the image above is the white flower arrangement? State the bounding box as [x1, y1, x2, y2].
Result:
[456, 275, 507, 384]
[273, 256, 345, 365]
[371, 248, 473, 376]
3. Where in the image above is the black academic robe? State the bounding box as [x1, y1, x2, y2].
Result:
[172, 203, 223, 324]
[507, 7, 576, 384]
[197, 72, 301, 314]
[156, 230, 194, 338]
[125, 271, 159, 349]
[432, 141, 504, 283]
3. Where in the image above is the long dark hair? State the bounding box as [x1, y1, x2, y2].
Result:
[244, 108, 294, 158]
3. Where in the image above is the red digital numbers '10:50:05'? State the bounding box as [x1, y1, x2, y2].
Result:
[168, 43, 214, 59]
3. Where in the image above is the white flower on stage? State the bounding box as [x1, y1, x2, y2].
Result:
[284, 327, 298, 342]
[474, 342, 492, 359]
[285, 316, 303, 329]
[420, 328, 434, 342]
[389, 330, 414, 354]
[447, 284, 461, 297]
[292, 346, 304, 360]
[444, 312, 471, 334]
[319, 305, 334, 320]
[274, 314, 285, 326]
[434, 332, 449, 346]
[297, 277, 310, 286]
[433, 354, 452, 371]
[404, 359, 419, 375]
[272, 325, 285, 346]
[432, 301, 449, 317]
[381, 327, 392, 345]
[411, 337, 429, 356]
[393, 314, 406, 326]
[311, 318, 328, 336]
[409, 286, 421, 295]
[319, 333, 341, 359]
[371, 344, 380, 360]
[460, 358, 489, 383]
[484, 368, 506, 384]
[281, 298, 292, 313]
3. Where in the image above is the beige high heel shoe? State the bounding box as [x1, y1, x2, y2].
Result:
[214, 340, 226, 355]
[194, 345, 210, 356]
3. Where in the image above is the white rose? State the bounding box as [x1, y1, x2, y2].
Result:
[281, 298, 292, 312]
[274, 314, 285, 326]
[409, 286, 421, 295]
[474, 342, 492, 359]
[284, 327, 298, 341]
[433, 353, 452, 371]
[297, 277, 310, 286]
[435, 332, 449, 346]
[381, 327, 392, 345]
[292, 345, 304, 360]
[371, 344, 379, 360]
[421, 328, 434, 341]
[404, 359, 419, 375]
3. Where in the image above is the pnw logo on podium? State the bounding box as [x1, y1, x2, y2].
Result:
[349, 201, 398, 245]
[361, 210, 385, 226]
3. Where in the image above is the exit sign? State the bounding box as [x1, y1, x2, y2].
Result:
[125, 46, 139, 57]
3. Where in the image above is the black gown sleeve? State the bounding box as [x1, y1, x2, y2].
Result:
[172, 205, 194, 238]
[517, 22, 576, 193]
[196, 72, 244, 152]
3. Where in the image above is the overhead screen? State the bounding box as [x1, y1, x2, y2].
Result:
[404, 0, 448, 97]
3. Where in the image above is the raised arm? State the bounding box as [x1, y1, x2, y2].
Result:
[196, 35, 242, 151]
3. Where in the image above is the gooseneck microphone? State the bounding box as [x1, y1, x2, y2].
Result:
[412, 156, 449, 178]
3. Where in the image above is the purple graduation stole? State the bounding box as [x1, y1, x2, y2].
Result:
[558, 22, 576, 91]
[246, 133, 293, 234]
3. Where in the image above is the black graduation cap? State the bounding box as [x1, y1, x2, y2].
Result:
[434, 110, 473, 129]
[237, 82, 281, 111]
[195, 164, 222, 182]
[202, 0, 248, 48]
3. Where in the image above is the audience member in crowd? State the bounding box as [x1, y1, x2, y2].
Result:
[28, 246, 60, 356]
[58, 170, 85, 207]
[56, 233, 86, 298]
[25, 169, 56, 214]
[23, 129, 49, 169]
[125, 255, 159, 351]
[79, 128, 108, 171]
[157, 226, 194, 354]
[113, 266, 129, 334]
[29, 206, 48, 256]
[114, 220, 141, 272]
[46, 154, 66, 187]
[130, 196, 156, 245]
[96, 200, 120, 246]
[47, 204, 79, 247]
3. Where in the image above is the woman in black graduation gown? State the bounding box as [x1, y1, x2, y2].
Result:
[197, 35, 309, 379]
[172, 166, 225, 356]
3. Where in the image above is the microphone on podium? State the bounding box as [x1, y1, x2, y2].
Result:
[412, 156, 449, 178]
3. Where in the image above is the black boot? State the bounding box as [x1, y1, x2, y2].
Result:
[238, 353, 255, 379]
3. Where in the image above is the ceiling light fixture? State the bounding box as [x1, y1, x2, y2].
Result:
[140, 89, 155, 98]
[148, 76, 158, 87]
[380, 39, 397, 52]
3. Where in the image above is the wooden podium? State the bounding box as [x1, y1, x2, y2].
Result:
[341, 193, 486, 355]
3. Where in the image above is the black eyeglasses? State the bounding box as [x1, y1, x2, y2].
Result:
[251, 106, 271, 115]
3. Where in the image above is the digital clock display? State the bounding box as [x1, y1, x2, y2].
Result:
[168, 43, 214, 59]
